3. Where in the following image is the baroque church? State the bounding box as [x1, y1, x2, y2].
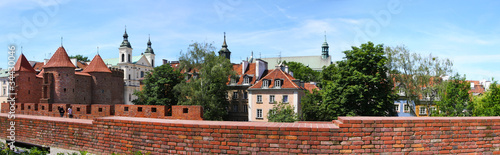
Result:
[103, 29, 155, 104]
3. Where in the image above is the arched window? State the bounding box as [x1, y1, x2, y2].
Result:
[128, 54, 131, 62]
[141, 71, 144, 78]
[121, 54, 125, 62]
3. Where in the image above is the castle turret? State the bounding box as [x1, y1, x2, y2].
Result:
[218, 32, 231, 60]
[14, 54, 41, 103]
[42, 46, 76, 104]
[83, 54, 113, 104]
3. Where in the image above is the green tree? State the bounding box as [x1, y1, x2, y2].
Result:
[283, 61, 320, 82]
[320, 42, 397, 119]
[69, 54, 90, 62]
[385, 45, 453, 116]
[268, 102, 298, 122]
[432, 74, 471, 116]
[173, 42, 235, 120]
[470, 81, 500, 116]
[132, 64, 183, 106]
[300, 89, 324, 121]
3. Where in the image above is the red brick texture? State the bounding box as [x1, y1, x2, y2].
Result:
[1, 114, 500, 154]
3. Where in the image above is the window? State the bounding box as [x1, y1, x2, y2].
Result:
[129, 94, 132, 101]
[98, 108, 103, 112]
[244, 92, 248, 99]
[270, 109, 276, 115]
[152, 108, 157, 112]
[232, 104, 238, 112]
[2, 87, 5, 96]
[128, 54, 131, 62]
[256, 109, 263, 118]
[269, 95, 275, 103]
[404, 104, 410, 113]
[128, 74, 131, 80]
[243, 105, 248, 113]
[282, 95, 288, 103]
[257, 95, 262, 103]
[243, 77, 250, 84]
[124, 107, 129, 111]
[76, 108, 80, 112]
[275, 79, 282, 88]
[121, 54, 125, 62]
[262, 80, 269, 88]
[232, 92, 238, 99]
[138, 107, 143, 112]
[419, 106, 427, 115]
[394, 103, 400, 112]
[183, 108, 188, 113]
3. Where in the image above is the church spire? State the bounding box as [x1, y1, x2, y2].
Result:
[322, 31, 329, 59]
[144, 34, 154, 54]
[120, 26, 132, 48]
[218, 32, 231, 60]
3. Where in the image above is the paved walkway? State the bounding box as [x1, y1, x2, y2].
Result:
[0, 138, 85, 155]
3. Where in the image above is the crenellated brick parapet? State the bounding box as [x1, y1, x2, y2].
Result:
[1, 113, 499, 154]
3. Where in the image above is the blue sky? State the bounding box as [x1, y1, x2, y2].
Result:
[1, 0, 500, 80]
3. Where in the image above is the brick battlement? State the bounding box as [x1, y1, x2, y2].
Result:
[1, 113, 499, 154]
[1, 103, 203, 120]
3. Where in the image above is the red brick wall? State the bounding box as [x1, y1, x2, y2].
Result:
[14, 72, 42, 103]
[44, 68, 76, 104]
[74, 75, 92, 104]
[115, 104, 166, 118]
[1, 114, 499, 154]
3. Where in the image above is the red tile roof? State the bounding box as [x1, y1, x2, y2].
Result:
[82, 54, 111, 73]
[32, 62, 44, 71]
[43, 46, 75, 68]
[75, 72, 91, 76]
[36, 69, 44, 78]
[304, 83, 319, 93]
[229, 63, 259, 85]
[14, 54, 36, 73]
[249, 69, 302, 89]
[467, 80, 485, 95]
[77, 61, 88, 69]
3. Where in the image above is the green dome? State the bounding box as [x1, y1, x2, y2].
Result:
[120, 29, 132, 48]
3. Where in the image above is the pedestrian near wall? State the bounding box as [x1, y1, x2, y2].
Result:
[68, 106, 73, 118]
[58, 107, 65, 117]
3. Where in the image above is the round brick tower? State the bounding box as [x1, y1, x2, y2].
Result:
[82, 54, 113, 104]
[13, 54, 41, 103]
[42, 46, 76, 104]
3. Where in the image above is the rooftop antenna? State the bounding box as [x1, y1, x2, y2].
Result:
[259, 52, 261, 59]
[279, 51, 282, 64]
[97, 46, 99, 55]
[61, 37, 63, 46]
[324, 31, 327, 42]
[21, 46, 23, 54]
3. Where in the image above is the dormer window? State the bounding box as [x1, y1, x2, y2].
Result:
[262, 80, 269, 88]
[230, 78, 236, 85]
[275, 79, 282, 88]
[243, 76, 250, 84]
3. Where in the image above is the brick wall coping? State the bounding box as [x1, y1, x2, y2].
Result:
[97, 116, 339, 129]
[0, 113, 93, 125]
[338, 116, 500, 123]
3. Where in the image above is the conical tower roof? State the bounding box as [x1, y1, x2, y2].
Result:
[82, 54, 112, 73]
[43, 46, 75, 68]
[144, 36, 154, 54]
[14, 54, 36, 73]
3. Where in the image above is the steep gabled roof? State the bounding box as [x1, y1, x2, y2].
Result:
[14, 54, 37, 73]
[82, 54, 112, 73]
[304, 83, 319, 93]
[249, 69, 302, 89]
[43, 46, 75, 68]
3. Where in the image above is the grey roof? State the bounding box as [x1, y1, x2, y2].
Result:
[261, 56, 333, 71]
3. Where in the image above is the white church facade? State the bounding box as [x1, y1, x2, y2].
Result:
[103, 29, 155, 104]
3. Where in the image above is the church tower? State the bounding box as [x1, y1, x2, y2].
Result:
[119, 27, 133, 63]
[218, 32, 231, 60]
[322, 33, 329, 59]
[144, 35, 155, 67]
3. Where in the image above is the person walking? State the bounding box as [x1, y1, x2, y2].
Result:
[68, 106, 73, 118]
[58, 107, 65, 117]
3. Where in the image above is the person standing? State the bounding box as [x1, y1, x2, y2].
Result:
[68, 106, 73, 118]
[58, 107, 65, 117]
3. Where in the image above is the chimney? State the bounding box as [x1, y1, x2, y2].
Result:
[242, 60, 249, 74]
[70, 58, 78, 67]
[44, 59, 49, 65]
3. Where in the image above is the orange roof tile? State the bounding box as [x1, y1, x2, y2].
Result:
[32, 62, 44, 71]
[304, 83, 319, 93]
[75, 72, 91, 76]
[82, 54, 111, 73]
[36, 69, 44, 78]
[14, 54, 36, 73]
[43, 46, 75, 68]
[249, 69, 302, 89]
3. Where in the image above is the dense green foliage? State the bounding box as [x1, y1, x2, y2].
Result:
[470, 81, 500, 116]
[267, 102, 298, 122]
[132, 64, 183, 106]
[301, 42, 397, 121]
[300, 89, 323, 121]
[283, 61, 320, 82]
[173, 42, 235, 120]
[69, 55, 90, 62]
[433, 74, 471, 116]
